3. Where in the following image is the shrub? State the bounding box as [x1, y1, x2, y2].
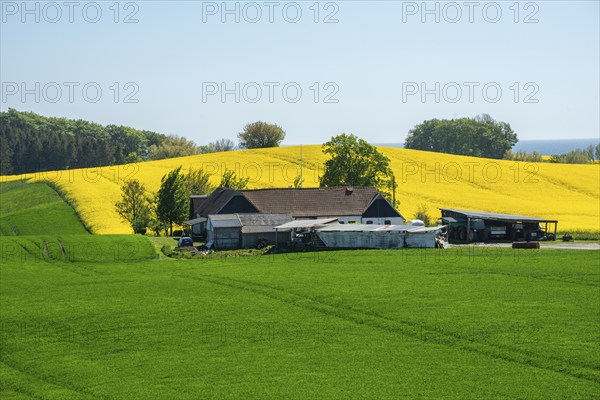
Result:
[161, 244, 173, 256]
[172, 229, 183, 237]
[413, 203, 432, 226]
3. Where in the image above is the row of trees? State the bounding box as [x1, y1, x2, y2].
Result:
[504, 144, 600, 164]
[116, 166, 249, 235]
[0, 109, 287, 175]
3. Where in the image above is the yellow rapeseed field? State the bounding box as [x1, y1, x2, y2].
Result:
[2, 146, 598, 234]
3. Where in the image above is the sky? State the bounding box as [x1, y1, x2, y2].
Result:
[1, 1, 599, 145]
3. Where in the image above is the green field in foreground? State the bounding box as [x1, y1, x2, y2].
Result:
[1, 234, 599, 399]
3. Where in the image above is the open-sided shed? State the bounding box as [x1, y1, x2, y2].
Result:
[440, 208, 558, 242]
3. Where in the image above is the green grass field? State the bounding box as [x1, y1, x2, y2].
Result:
[0, 181, 88, 236]
[1, 241, 599, 399]
[1, 181, 599, 399]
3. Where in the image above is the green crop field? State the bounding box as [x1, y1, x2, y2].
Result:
[1, 181, 599, 399]
[0, 181, 88, 236]
[1, 241, 599, 399]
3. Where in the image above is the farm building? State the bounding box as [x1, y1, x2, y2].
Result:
[440, 208, 558, 243]
[206, 213, 292, 250]
[190, 187, 404, 229]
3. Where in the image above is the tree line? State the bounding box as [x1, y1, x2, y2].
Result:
[0, 109, 287, 175]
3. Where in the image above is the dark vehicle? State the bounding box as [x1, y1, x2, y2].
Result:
[178, 236, 194, 248]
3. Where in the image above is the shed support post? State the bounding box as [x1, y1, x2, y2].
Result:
[466, 218, 471, 242]
[553, 223, 557, 241]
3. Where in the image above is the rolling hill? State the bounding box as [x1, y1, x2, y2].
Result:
[1, 146, 598, 233]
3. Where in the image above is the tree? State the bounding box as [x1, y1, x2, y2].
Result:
[404, 116, 518, 159]
[238, 121, 285, 149]
[549, 149, 592, 164]
[219, 169, 249, 190]
[503, 150, 543, 162]
[148, 135, 199, 160]
[292, 175, 304, 188]
[413, 203, 432, 226]
[320, 134, 395, 200]
[185, 166, 214, 195]
[115, 179, 151, 233]
[156, 166, 188, 236]
[199, 138, 236, 153]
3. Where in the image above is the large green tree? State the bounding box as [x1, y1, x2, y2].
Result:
[185, 167, 214, 195]
[115, 179, 151, 233]
[404, 116, 518, 159]
[320, 134, 395, 201]
[156, 166, 188, 236]
[238, 121, 285, 149]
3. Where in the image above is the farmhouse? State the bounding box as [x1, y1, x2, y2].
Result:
[207, 213, 292, 250]
[440, 208, 558, 243]
[190, 186, 404, 226]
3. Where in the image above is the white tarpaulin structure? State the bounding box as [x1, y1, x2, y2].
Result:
[315, 224, 443, 249]
[274, 218, 338, 230]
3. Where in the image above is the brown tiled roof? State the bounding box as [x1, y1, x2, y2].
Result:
[243, 187, 380, 217]
[193, 186, 399, 218]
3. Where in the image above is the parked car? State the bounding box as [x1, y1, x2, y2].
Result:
[178, 236, 194, 248]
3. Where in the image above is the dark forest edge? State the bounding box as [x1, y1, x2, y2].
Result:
[0, 109, 235, 175]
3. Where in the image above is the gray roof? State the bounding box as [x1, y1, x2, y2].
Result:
[209, 213, 292, 230]
[440, 208, 558, 223]
[238, 213, 292, 227]
[241, 226, 288, 234]
[183, 217, 207, 225]
[208, 214, 242, 228]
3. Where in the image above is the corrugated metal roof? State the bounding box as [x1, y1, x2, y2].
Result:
[275, 218, 339, 230]
[238, 213, 292, 227]
[440, 208, 557, 223]
[183, 217, 207, 225]
[210, 213, 293, 230]
[241, 226, 282, 234]
[208, 214, 241, 228]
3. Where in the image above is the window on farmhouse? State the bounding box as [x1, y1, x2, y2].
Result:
[366, 221, 373, 224]
[384, 220, 391, 225]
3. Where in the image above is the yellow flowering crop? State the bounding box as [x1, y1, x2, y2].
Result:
[2, 146, 598, 234]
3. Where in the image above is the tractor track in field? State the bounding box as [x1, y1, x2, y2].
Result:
[171, 271, 600, 385]
[0, 358, 103, 400]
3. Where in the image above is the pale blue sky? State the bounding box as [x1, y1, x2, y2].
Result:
[1, 1, 598, 145]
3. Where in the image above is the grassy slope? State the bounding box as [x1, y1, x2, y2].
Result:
[0, 181, 89, 236]
[3, 146, 598, 234]
[0, 247, 598, 399]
